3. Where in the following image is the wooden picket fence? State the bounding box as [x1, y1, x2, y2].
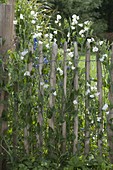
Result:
[17, 41, 112, 158]
[24, 41, 112, 159]
[29, 41, 106, 156]
[1, 40, 113, 163]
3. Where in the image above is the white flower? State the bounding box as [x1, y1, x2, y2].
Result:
[91, 86, 97, 91]
[13, 20, 17, 25]
[40, 82, 44, 86]
[67, 49, 71, 52]
[78, 23, 83, 27]
[91, 120, 94, 124]
[97, 117, 101, 122]
[84, 21, 91, 25]
[57, 14, 61, 20]
[37, 32, 42, 38]
[72, 19, 78, 25]
[103, 54, 107, 58]
[21, 56, 24, 60]
[72, 14, 79, 20]
[31, 20, 36, 24]
[81, 34, 85, 38]
[33, 33, 42, 38]
[89, 94, 94, 98]
[53, 30, 57, 35]
[87, 39, 92, 43]
[31, 11, 35, 15]
[36, 25, 41, 30]
[71, 66, 75, 70]
[38, 41, 43, 44]
[99, 41, 104, 46]
[100, 54, 107, 62]
[46, 44, 49, 49]
[72, 15, 79, 25]
[72, 14, 77, 19]
[54, 38, 57, 43]
[102, 104, 108, 111]
[57, 67, 63, 76]
[53, 91, 57, 96]
[43, 84, 49, 89]
[106, 111, 109, 115]
[91, 38, 95, 42]
[76, 16, 79, 20]
[68, 52, 73, 58]
[21, 49, 28, 56]
[71, 26, 75, 30]
[69, 61, 72, 65]
[73, 100, 78, 105]
[67, 32, 70, 38]
[49, 33, 53, 39]
[92, 46, 98, 52]
[44, 34, 49, 38]
[59, 23, 61, 26]
[24, 71, 30, 76]
[55, 20, 58, 24]
[86, 89, 90, 95]
[79, 29, 85, 35]
[99, 57, 104, 62]
[20, 14, 24, 19]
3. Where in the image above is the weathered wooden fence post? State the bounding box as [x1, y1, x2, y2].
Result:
[48, 42, 57, 156]
[0, 1, 14, 170]
[36, 42, 44, 150]
[73, 42, 79, 154]
[107, 43, 113, 163]
[84, 41, 90, 155]
[96, 53, 103, 155]
[62, 42, 67, 153]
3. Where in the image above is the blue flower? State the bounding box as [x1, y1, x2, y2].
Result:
[43, 57, 49, 64]
[33, 38, 38, 50]
[67, 66, 70, 70]
[45, 79, 48, 83]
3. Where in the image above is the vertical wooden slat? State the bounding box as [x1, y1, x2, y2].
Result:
[96, 54, 103, 155]
[47, 42, 57, 157]
[62, 42, 67, 153]
[107, 43, 113, 163]
[73, 42, 79, 154]
[24, 62, 33, 154]
[23, 51, 33, 154]
[84, 42, 90, 155]
[36, 43, 43, 148]
[48, 42, 58, 129]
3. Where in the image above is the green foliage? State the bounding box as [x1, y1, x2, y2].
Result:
[1, 0, 113, 169]
[0, 0, 7, 3]
[64, 155, 113, 170]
